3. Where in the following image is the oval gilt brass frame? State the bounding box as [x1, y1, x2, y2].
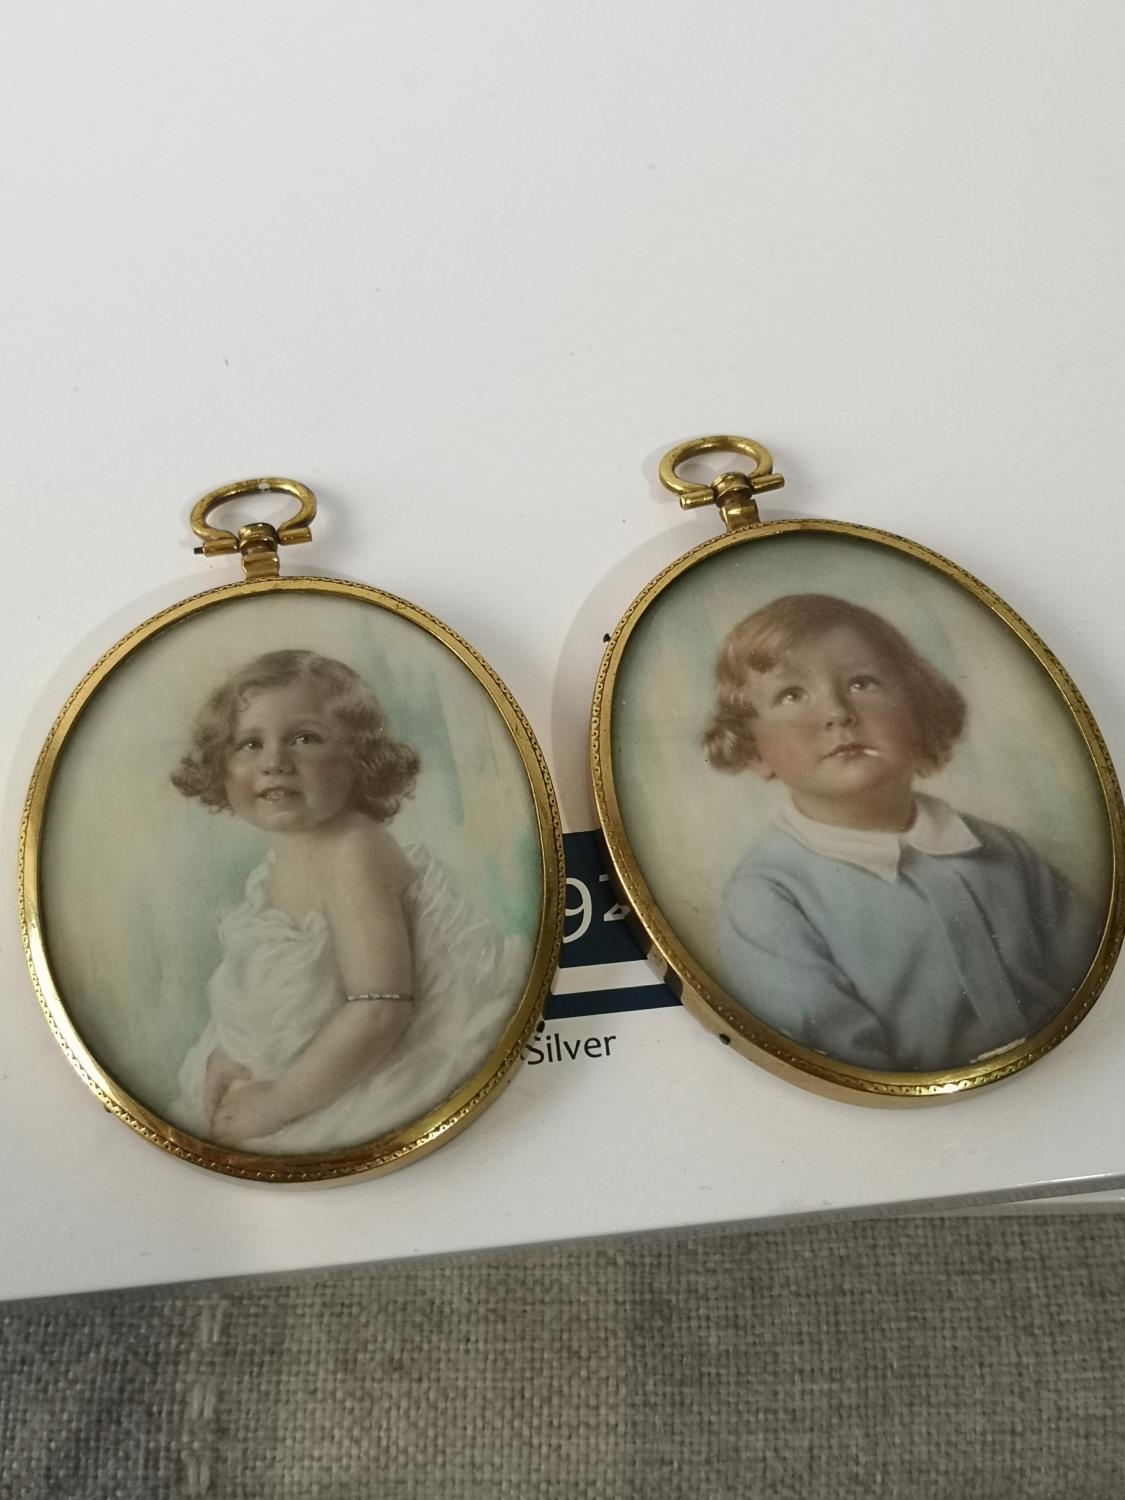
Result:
[21, 572, 564, 1181]
[592, 513, 1125, 1103]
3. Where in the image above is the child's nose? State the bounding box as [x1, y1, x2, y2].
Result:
[263, 741, 294, 771]
[824, 689, 856, 726]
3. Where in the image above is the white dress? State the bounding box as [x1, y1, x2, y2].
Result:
[168, 844, 532, 1154]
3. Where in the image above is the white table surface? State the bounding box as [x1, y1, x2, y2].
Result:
[3, 1, 1125, 1300]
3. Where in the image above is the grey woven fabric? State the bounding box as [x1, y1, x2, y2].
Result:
[2, 1214, 1123, 1499]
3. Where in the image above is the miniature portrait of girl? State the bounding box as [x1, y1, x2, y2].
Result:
[34, 591, 543, 1161]
[164, 648, 531, 1153]
[607, 536, 1112, 1078]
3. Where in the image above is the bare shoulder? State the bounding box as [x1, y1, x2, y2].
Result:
[318, 817, 413, 897]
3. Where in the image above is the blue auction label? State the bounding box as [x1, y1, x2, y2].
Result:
[545, 831, 681, 1020]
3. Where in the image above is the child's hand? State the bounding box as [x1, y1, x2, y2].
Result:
[203, 1048, 252, 1128]
[211, 1079, 289, 1145]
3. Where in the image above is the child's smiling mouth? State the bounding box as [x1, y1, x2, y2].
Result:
[259, 787, 299, 800]
[824, 742, 877, 760]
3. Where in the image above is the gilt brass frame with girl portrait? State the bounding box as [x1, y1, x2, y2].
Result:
[20, 479, 564, 1182]
[591, 437, 1125, 1102]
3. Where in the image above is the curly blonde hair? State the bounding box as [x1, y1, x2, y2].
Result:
[702, 594, 966, 776]
[171, 649, 420, 823]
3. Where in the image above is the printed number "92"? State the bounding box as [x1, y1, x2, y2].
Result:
[564, 874, 628, 943]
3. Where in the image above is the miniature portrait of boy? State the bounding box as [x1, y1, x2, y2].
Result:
[702, 593, 1101, 1073]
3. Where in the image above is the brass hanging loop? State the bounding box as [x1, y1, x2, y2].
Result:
[190, 477, 317, 581]
[658, 435, 784, 531]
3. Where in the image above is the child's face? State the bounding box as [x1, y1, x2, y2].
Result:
[741, 625, 923, 823]
[224, 680, 355, 835]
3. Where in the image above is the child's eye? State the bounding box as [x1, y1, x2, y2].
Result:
[234, 737, 261, 752]
[774, 686, 805, 706]
[848, 674, 880, 693]
[292, 732, 323, 745]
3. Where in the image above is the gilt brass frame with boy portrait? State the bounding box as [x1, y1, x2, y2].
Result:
[591, 438, 1125, 1102]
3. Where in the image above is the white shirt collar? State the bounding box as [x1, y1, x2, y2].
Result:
[771, 792, 982, 883]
